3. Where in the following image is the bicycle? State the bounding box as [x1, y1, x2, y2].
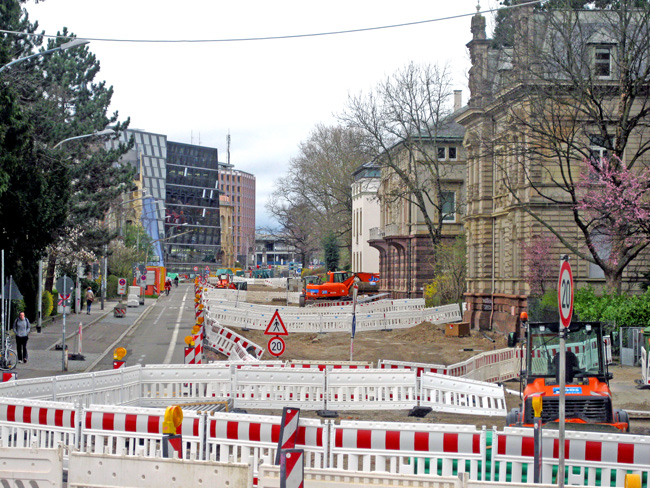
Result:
[0, 335, 17, 370]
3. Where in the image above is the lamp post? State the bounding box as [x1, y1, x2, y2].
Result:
[36, 128, 118, 315]
[53, 129, 115, 149]
[0, 38, 89, 74]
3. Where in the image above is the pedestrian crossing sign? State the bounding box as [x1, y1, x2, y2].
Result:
[264, 309, 288, 336]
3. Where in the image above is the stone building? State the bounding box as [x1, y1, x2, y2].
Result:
[369, 106, 466, 299]
[457, 5, 650, 333]
[351, 161, 380, 274]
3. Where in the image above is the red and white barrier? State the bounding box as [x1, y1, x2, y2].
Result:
[493, 427, 650, 486]
[80, 405, 204, 460]
[276, 407, 301, 465]
[1, 372, 16, 382]
[330, 421, 486, 479]
[379, 347, 522, 384]
[205, 322, 264, 359]
[206, 412, 327, 485]
[184, 346, 196, 365]
[0, 399, 78, 450]
[287, 361, 372, 371]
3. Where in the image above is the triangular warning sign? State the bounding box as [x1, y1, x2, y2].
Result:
[264, 309, 288, 336]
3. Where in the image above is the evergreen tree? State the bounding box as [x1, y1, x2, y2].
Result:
[0, 2, 133, 318]
[322, 232, 340, 272]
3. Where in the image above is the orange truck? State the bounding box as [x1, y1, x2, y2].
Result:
[301, 271, 379, 305]
[506, 319, 629, 432]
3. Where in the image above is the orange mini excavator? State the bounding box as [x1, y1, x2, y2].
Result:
[506, 318, 629, 433]
[302, 271, 379, 303]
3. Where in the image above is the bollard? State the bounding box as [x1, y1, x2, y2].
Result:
[275, 407, 301, 465]
[162, 405, 183, 459]
[532, 394, 543, 483]
[113, 347, 127, 369]
[280, 449, 304, 488]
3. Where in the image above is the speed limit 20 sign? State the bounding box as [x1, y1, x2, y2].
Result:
[558, 259, 574, 328]
[267, 336, 286, 357]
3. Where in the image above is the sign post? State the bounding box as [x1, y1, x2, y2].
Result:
[350, 278, 359, 361]
[117, 278, 127, 302]
[557, 256, 573, 488]
[56, 275, 74, 372]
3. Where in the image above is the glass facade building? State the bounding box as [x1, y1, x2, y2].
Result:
[164, 141, 221, 274]
[111, 129, 167, 267]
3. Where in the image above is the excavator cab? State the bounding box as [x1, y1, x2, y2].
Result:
[507, 320, 628, 432]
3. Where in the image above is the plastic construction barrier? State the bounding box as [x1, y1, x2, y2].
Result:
[326, 369, 418, 411]
[233, 367, 326, 410]
[80, 404, 204, 460]
[0, 398, 78, 451]
[68, 452, 252, 488]
[206, 411, 327, 486]
[204, 322, 264, 359]
[0, 446, 64, 488]
[492, 426, 650, 486]
[330, 421, 486, 480]
[420, 373, 507, 417]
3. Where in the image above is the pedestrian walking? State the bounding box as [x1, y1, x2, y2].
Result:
[85, 287, 95, 314]
[13, 311, 30, 364]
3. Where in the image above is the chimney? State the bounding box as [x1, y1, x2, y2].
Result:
[454, 90, 462, 112]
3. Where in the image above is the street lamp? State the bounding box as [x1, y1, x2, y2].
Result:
[0, 38, 89, 74]
[53, 129, 115, 149]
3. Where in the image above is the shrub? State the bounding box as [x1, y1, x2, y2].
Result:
[41, 290, 54, 318]
[527, 289, 560, 322]
[106, 275, 119, 299]
[50, 288, 58, 316]
[573, 285, 650, 327]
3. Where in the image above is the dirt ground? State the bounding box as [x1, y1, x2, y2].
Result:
[207, 287, 650, 434]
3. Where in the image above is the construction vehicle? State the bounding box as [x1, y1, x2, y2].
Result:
[506, 317, 629, 432]
[213, 269, 247, 290]
[299, 271, 379, 306]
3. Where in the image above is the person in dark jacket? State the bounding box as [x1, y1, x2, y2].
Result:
[13, 311, 31, 364]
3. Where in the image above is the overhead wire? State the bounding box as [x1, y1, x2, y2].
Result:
[0, 0, 543, 45]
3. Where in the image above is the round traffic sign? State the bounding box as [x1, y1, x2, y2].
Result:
[267, 336, 286, 357]
[193, 266, 199, 272]
[205, 266, 210, 271]
[118, 278, 127, 286]
[558, 260, 574, 328]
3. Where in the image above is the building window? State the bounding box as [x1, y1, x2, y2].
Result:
[448, 147, 457, 161]
[437, 147, 446, 160]
[588, 231, 609, 279]
[441, 191, 456, 222]
[594, 46, 612, 78]
[588, 134, 613, 162]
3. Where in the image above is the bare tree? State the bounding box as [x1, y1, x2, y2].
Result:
[338, 62, 462, 251]
[268, 124, 370, 260]
[265, 194, 319, 268]
[485, 1, 650, 291]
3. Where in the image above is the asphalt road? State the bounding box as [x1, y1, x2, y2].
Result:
[15, 283, 196, 379]
[88, 284, 195, 370]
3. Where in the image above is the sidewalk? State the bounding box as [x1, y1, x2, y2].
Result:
[14, 298, 155, 380]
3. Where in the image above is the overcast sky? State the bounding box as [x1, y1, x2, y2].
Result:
[24, 0, 496, 228]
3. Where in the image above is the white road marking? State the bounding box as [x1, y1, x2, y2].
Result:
[164, 288, 189, 364]
[153, 309, 165, 324]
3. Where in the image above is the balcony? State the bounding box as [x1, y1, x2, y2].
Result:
[384, 223, 407, 237]
[369, 227, 385, 240]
